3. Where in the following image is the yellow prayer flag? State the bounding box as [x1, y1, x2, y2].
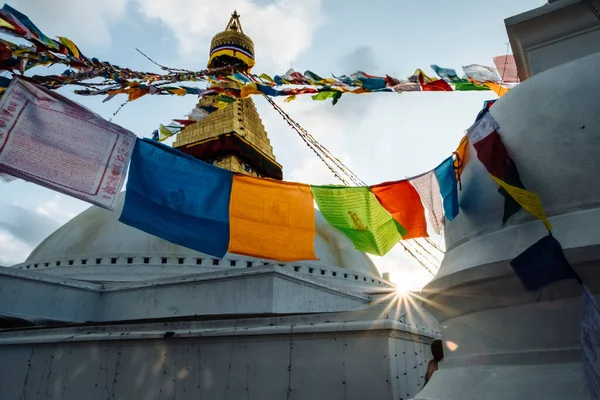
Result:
[58, 37, 80, 60]
[284, 95, 296, 102]
[490, 175, 552, 231]
[0, 18, 15, 32]
[240, 83, 262, 98]
[258, 73, 274, 83]
[229, 175, 317, 261]
[158, 124, 173, 142]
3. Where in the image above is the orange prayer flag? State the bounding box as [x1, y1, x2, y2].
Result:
[454, 135, 468, 179]
[484, 82, 510, 97]
[229, 175, 317, 261]
[370, 181, 428, 239]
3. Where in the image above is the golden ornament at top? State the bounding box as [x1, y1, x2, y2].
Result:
[208, 10, 255, 69]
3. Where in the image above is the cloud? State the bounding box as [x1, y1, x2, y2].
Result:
[339, 46, 378, 73]
[0, 205, 61, 246]
[135, 0, 324, 70]
[8, 0, 127, 47]
[0, 232, 32, 267]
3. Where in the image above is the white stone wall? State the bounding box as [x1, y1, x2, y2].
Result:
[0, 324, 433, 400]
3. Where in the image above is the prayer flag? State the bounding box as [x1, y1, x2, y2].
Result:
[462, 64, 501, 83]
[434, 156, 459, 221]
[467, 110, 549, 228]
[311, 185, 405, 256]
[491, 175, 552, 230]
[119, 139, 232, 258]
[409, 171, 444, 234]
[229, 175, 317, 261]
[371, 180, 428, 239]
[510, 235, 576, 291]
[430, 65, 462, 83]
[0, 77, 135, 209]
[454, 135, 468, 180]
[493, 55, 519, 83]
[454, 82, 490, 91]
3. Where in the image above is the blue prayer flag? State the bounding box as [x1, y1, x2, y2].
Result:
[510, 235, 578, 292]
[119, 139, 233, 258]
[434, 156, 459, 221]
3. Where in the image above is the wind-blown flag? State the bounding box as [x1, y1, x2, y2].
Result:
[510, 234, 577, 291]
[120, 139, 233, 258]
[462, 64, 501, 83]
[310, 186, 406, 255]
[493, 55, 519, 83]
[467, 109, 550, 229]
[371, 180, 428, 239]
[229, 175, 317, 261]
[0, 77, 135, 209]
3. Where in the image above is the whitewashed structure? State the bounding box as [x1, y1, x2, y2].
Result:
[415, 1, 600, 399]
[0, 189, 440, 399]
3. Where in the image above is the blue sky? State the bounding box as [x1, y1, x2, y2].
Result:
[0, 0, 546, 289]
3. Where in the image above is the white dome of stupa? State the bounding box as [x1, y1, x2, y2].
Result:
[12, 191, 381, 283]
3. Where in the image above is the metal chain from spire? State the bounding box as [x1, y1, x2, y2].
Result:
[257, 87, 443, 274]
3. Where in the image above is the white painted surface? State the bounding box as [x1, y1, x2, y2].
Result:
[416, 53, 600, 399]
[16, 192, 379, 280]
[506, 0, 600, 80]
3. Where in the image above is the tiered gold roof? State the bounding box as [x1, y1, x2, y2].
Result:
[173, 11, 282, 180]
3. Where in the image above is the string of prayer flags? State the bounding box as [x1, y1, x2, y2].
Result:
[466, 107, 551, 229]
[371, 180, 428, 239]
[119, 139, 233, 258]
[0, 77, 135, 209]
[229, 175, 317, 261]
[310, 186, 406, 256]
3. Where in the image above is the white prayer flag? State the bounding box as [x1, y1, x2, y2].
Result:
[0, 77, 136, 209]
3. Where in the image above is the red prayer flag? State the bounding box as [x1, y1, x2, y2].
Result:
[472, 131, 510, 181]
[493, 55, 519, 83]
[370, 181, 428, 239]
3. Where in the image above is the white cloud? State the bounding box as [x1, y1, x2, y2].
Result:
[0, 232, 33, 267]
[8, 0, 127, 47]
[135, 0, 324, 69]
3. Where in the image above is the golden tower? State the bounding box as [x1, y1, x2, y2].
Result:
[173, 11, 283, 180]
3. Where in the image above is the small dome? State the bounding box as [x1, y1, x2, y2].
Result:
[23, 192, 379, 279]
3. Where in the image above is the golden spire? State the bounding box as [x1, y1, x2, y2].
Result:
[208, 10, 255, 69]
[172, 12, 282, 180]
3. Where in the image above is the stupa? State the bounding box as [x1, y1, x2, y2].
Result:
[415, 1, 600, 399]
[0, 12, 438, 400]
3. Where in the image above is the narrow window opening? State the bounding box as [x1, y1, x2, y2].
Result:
[178, 258, 185, 265]
[111, 257, 118, 264]
[246, 261, 253, 268]
[143, 257, 150, 264]
[80, 259, 87, 265]
[212, 259, 219, 266]
[126, 257, 133, 264]
[95, 258, 101, 264]
[230, 260, 237, 267]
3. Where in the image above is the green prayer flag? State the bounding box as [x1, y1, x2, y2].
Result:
[454, 82, 490, 91]
[311, 91, 339, 101]
[310, 186, 406, 256]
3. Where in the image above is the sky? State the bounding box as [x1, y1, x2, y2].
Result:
[0, 0, 547, 290]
